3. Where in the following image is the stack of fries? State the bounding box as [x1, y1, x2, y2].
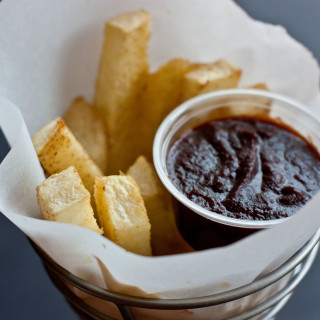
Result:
[32, 10, 267, 256]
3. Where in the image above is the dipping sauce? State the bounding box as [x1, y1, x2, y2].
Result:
[167, 117, 320, 221]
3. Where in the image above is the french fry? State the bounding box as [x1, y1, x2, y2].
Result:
[32, 117, 103, 196]
[208, 83, 270, 119]
[94, 10, 151, 174]
[94, 175, 152, 256]
[247, 83, 269, 91]
[37, 166, 102, 234]
[180, 60, 242, 102]
[64, 97, 108, 173]
[139, 58, 192, 159]
[222, 82, 270, 117]
[127, 156, 194, 255]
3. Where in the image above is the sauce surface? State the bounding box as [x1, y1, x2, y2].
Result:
[167, 118, 320, 220]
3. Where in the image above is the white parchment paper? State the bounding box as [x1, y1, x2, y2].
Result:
[1, 0, 320, 301]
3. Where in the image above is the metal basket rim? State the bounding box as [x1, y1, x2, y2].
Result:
[45, 243, 318, 318]
[30, 229, 320, 309]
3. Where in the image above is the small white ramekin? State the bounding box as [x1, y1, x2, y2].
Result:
[153, 89, 320, 246]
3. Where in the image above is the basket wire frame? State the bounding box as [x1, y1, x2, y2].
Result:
[31, 230, 320, 320]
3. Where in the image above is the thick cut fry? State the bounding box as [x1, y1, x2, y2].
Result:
[94, 175, 152, 256]
[94, 10, 151, 174]
[32, 117, 103, 196]
[64, 97, 108, 173]
[37, 166, 102, 234]
[127, 156, 194, 255]
[140, 58, 192, 159]
[180, 60, 242, 102]
[215, 82, 270, 119]
[247, 83, 269, 91]
[224, 82, 270, 117]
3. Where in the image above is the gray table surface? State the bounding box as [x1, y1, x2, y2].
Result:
[1, 1, 320, 319]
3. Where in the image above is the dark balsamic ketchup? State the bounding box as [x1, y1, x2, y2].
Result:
[168, 117, 320, 221]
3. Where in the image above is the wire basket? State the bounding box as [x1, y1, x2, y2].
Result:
[30, 230, 320, 320]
